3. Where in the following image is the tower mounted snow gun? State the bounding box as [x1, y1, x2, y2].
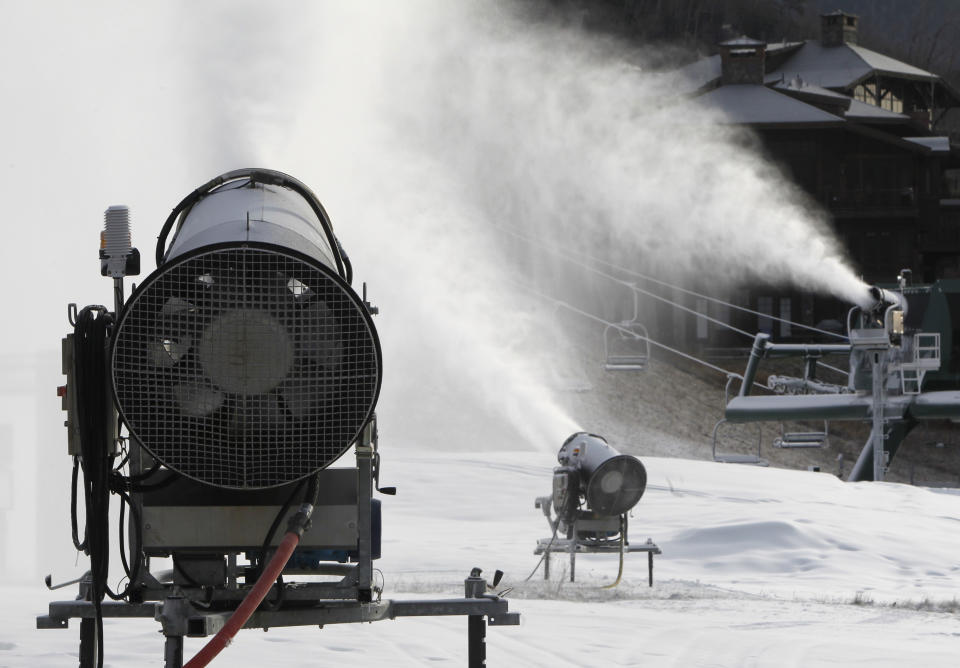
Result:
[719, 272, 960, 482]
[38, 168, 518, 668]
[534, 432, 660, 585]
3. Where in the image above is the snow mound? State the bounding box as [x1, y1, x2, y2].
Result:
[668, 520, 830, 556]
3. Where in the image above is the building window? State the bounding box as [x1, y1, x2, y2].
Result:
[716, 301, 731, 330]
[881, 92, 903, 114]
[852, 83, 903, 113]
[696, 298, 708, 340]
[779, 298, 792, 338]
[757, 296, 774, 334]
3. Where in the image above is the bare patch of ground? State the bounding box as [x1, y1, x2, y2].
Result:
[548, 315, 960, 485]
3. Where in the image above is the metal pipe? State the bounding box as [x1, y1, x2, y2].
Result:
[763, 343, 850, 357]
[739, 333, 770, 397]
[726, 394, 874, 422]
[871, 350, 887, 481]
[848, 440, 874, 482]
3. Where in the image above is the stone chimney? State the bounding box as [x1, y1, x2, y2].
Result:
[719, 37, 767, 86]
[821, 10, 858, 47]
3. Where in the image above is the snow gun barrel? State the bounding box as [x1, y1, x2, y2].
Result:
[866, 286, 904, 313]
[557, 433, 647, 517]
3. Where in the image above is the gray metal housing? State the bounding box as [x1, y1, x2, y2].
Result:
[165, 177, 338, 270]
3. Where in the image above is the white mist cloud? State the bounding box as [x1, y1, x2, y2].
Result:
[361, 1, 872, 309]
[2, 0, 871, 457]
[0, 0, 884, 583]
[263, 0, 872, 451]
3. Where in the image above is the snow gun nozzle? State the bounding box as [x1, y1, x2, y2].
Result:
[867, 286, 904, 313]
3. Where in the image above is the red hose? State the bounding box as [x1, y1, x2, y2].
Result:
[184, 531, 301, 668]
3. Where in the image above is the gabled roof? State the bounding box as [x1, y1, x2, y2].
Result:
[848, 44, 938, 82]
[903, 136, 952, 153]
[694, 85, 845, 126]
[674, 54, 720, 93]
[769, 40, 938, 89]
[773, 77, 850, 101]
[764, 78, 915, 125]
[720, 36, 766, 47]
[821, 9, 858, 17]
[674, 38, 940, 96]
[768, 41, 805, 52]
[844, 98, 910, 122]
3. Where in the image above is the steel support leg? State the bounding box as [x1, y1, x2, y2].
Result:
[464, 569, 488, 667]
[468, 615, 486, 668]
[569, 524, 577, 582]
[871, 351, 886, 482]
[543, 550, 550, 580]
[648, 552, 654, 587]
[357, 432, 375, 601]
[79, 618, 98, 668]
[164, 635, 183, 668]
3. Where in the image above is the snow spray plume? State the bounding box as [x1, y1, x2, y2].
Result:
[172, 0, 875, 450]
[374, 1, 873, 310]
[176, 1, 580, 452]
[173, 2, 319, 171]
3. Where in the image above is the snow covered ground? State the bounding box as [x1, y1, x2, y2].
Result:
[3, 2, 958, 666]
[5, 448, 960, 667]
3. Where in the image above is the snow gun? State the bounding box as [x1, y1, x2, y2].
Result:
[39, 168, 518, 668]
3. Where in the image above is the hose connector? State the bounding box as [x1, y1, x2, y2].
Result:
[285, 503, 315, 538]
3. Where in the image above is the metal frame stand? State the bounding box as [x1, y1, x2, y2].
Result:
[534, 501, 661, 586]
[39, 569, 518, 668]
[40, 429, 519, 666]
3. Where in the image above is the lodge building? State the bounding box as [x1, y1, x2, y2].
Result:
[663, 10, 960, 349]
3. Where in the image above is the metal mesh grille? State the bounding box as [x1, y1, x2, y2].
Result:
[112, 246, 380, 489]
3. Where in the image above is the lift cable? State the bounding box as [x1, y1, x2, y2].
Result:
[816, 360, 850, 377]
[491, 222, 850, 342]
[516, 281, 771, 393]
[520, 237, 760, 342]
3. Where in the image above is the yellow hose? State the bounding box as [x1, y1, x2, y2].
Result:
[601, 515, 626, 589]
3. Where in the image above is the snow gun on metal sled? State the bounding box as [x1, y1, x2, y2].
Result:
[534, 432, 661, 586]
[38, 168, 518, 668]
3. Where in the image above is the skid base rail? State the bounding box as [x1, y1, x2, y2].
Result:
[38, 569, 518, 668]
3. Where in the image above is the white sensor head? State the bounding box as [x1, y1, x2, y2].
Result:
[103, 205, 132, 278]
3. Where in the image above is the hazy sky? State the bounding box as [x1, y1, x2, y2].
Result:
[0, 0, 880, 586]
[2, 2, 198, 354]
[0, 0, 869, 366]
[0, 0, 870, 457]
[0, 1, 584, 458]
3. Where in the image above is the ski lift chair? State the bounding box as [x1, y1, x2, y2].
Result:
[774, 421, 829, 449]
[604, 287, 650, 371]
[712, 419, 768, 465]
[604, 322, 650, 371]
[711, 376, 768, 465]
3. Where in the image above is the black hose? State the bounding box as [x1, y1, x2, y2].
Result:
[155, 174, 227, 266]
[110, 489, 142, 599]
[70, 456, 88, 553]
[123, 459, 161, 483]
[73, 306, 115, 668]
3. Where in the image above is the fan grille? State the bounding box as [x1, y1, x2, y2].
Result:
[112, 245, 381, 489]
